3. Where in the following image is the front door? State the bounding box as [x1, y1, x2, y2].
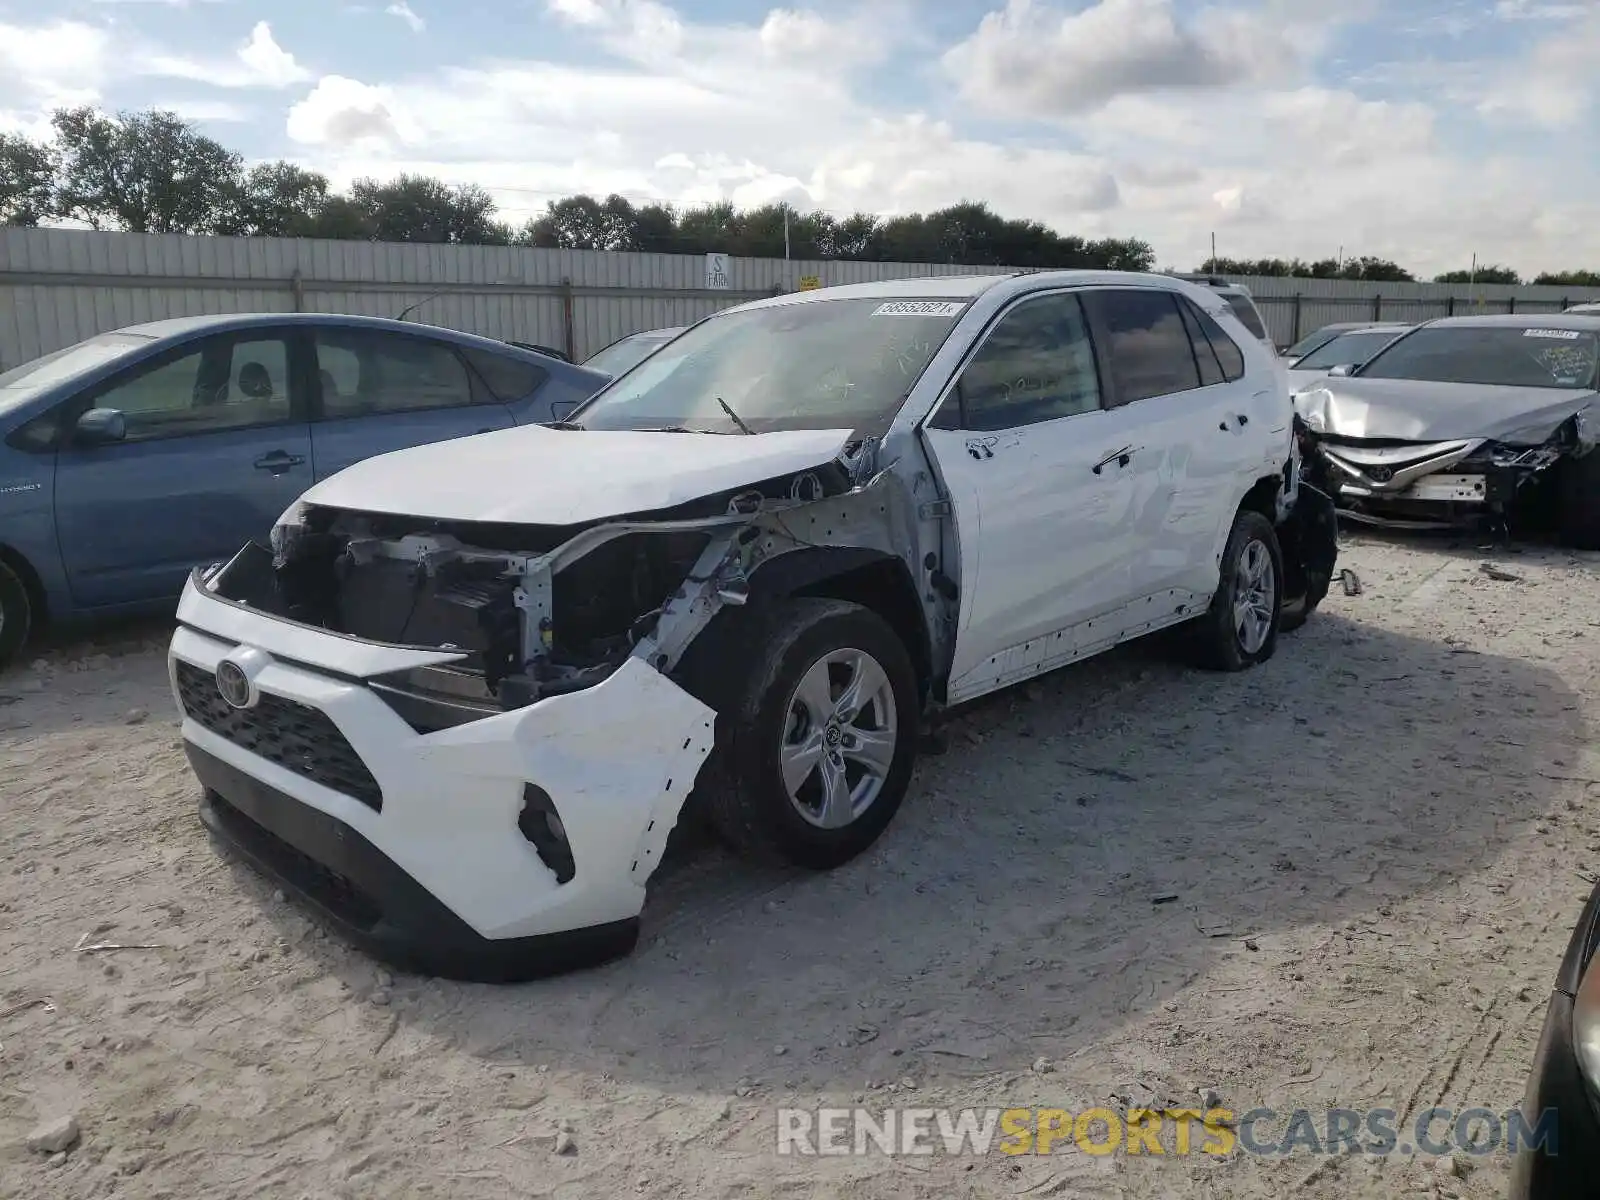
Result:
[307, 327, 516, 479]
[54, 329, 312, 607]
[919, 290, 1159, 702]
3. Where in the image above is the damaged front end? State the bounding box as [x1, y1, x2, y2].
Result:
[230, 449, 880, 720]
[1297, 408, 1598, 534]
[173, 439, 933, 979]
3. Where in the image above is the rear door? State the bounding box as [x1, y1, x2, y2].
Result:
[307, 327, 517, 480]
[919, 290, 1159, 701]
[1080, 287, 1259, 601]
[54, 328, 313, 606]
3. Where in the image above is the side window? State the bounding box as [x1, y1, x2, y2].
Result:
[1178, 299, 1226, 387]
[950, 293, 1102, 432]
[461, 348, 547, 402]
[1087, 290, 1202, 404]
[313, 330, 475, 418]
[1190, 303, 1246, 382]
[1224, 294, 1269, 341]
[87, 334, 293, 443]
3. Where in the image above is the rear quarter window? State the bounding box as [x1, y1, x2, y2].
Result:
[463, 349, 548, 401]
[1224, 294, 1270, 341]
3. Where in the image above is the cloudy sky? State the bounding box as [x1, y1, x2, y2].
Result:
[1, 0, 1597, 276]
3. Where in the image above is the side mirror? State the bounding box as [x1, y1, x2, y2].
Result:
[75, 407, 127, 445]
[547, 399, 579, 423]
[1326, 363, 1355, 378]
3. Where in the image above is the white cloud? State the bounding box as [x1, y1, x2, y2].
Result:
[1476, 10, 1599, 126]
[944, 0, 1297, 117]
[386, 2, 426, 33]
[148, 21, 312, 89]
[4, 3, 1598, 280]
[0, 20, 113, 107]
[288, 75, 413, 146]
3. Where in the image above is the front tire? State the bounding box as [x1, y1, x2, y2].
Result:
[1187, 510, 1283, 671]
[688, 598, 919, 869]
[0, 560, 33, 671]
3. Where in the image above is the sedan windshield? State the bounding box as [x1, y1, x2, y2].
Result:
[0, 332, 153, 415]
[583, 333, 676, 378]
[1358, 326, 1600, 389]
[574, 297, 968, 434]
[1283, 328, 1345, 360]
[1293, 329, 1405, 371]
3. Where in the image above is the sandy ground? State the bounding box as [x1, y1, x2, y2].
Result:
[2, 530, 1598, 1199]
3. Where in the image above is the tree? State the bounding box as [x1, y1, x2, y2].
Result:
[523, 193, 643, 250]
[1198, 255, 1414, 281]
[1532, 269, 1600, 287]
[51, 107, 242, 233]
[1434, 265, 1520, 284]
[348, 174, 512, 244]
[229, 162, 332, 237]
[0, 132, 57, 227]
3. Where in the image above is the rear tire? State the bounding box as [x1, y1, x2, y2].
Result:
[1558, 449, 1600, 550]
[0, 560, 32, 671]
[1186, 510, 1283, 671]
[684, 597, 919, 869]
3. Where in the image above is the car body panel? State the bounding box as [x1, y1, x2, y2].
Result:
[1296, 378, 1599, 444]
[1508, 878, 1600, 1199]
[292, 424, 857, 526]
[170, 611, 714, 944]
[0, 313, 609, 631]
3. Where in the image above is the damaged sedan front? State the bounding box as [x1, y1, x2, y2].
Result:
[1294, 315, 1600, 543]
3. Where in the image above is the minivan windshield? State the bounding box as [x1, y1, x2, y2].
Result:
[0, 332, 153, 416]
[573, 297, 968, 435]
[1357, 325, 1600, 389]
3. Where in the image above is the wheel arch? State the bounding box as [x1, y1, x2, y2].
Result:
[746, 546, 933, 706]
[0, 541, 48, 630]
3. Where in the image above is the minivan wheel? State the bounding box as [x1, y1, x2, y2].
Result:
[1186, 510, 1283, 671]
[0, 560, 32, 671]
[692, 597, 918, 869]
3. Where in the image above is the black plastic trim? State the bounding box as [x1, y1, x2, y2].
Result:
[188, 744, 639, 982]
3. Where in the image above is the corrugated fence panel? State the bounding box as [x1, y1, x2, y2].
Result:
[5, 227, 1600, 368]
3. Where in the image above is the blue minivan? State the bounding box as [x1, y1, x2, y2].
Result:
[0, 313, 607, 666]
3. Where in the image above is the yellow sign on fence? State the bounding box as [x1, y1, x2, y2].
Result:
[798, 275, 822, 291]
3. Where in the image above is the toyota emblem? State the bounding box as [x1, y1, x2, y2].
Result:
[1368, 465, 1394, 483]
[216, 660, 254, 709]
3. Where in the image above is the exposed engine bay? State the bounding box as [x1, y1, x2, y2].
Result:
[202, 443, 937, 728]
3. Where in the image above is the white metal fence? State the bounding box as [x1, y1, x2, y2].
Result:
[2, 227, 1598, 369]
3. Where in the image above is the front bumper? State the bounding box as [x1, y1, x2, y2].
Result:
[169, 573, 716, 982]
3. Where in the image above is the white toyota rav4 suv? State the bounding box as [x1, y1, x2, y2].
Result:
[168, 271, 1338, 981]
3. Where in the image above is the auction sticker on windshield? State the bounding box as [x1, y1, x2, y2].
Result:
[872, 301, 967, 317]
[1524, 328, 1582, 339]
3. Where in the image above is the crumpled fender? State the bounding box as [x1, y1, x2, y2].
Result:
[1276, 482, 1339, 608]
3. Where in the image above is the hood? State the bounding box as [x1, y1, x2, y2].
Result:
[298, 424, 856, 526]
[1295, 377, 1598, 444]
[1286, 367, 1331, 393]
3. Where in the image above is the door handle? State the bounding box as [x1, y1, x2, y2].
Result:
[1219, 413, 1250, 431]
[1091, 445, 1137, 475]
[253, 450, 306, 473]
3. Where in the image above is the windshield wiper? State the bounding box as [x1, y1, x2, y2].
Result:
[717, 396, 755, 435]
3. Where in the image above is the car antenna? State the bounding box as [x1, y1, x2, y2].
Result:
[716, 396, 755, 435]
[394, 291, 447, 323]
